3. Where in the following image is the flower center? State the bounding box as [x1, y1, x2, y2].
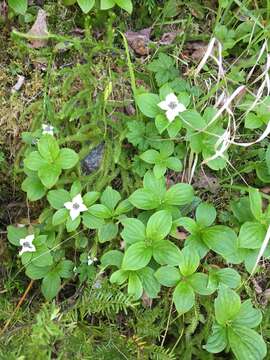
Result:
[23, 241, 32, 249]
[168, 101, 178, 110]
[45, 126, 51, 131]
[72, 203, 80, 210]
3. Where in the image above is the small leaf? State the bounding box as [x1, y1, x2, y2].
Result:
[138, 267, 160, 298]
[121, 218, 146, 244]
[77, 0, 95, 13]
[203, 324, 227, 353]
[52, 208, 69, 226]
[128, 272, 143, 300]
[24, 151, 46, 171]
[146, 210, 172, 241]
[8, 0, 27, 14]
[249, 187, 263, 221]
[140, 149, 159, 164]
[122, 242, 152, 270]
[82, 212, 104, 229]
[38, 163, 61, 188]
[100, 0, 115, 10]
[26, 264, 51, 280]
[228, 326, 267, 360]
[22, 176, 46, 201]
[98, 222, 118, 243]
[214, 285, 241, 326]
[115, 0, 132, 13]
[178, 247, 200, 276]
[66, 216, 81, 232]
[101, 250, 123, 268]
[232, 300, 262, 328]
[136, 93, 160, 118]
[164, 183, 194, 206]
[129, 189, 160, 210]
[56, 148, 79, 169]
[173, 282, 195, 314]
[7, 225, 28, 246]
[110, 269, 128, 284]
[100, 186, 121, 211]
[38, 135, 59, 162]
[41, 272, 61, 300]
[238, 222, 266, 249]
[196, 202, 216, 227]
[83, 191, 100, 207]
[88, 204, 112, 219]
[57, 260, 74, 278]
[152, 240, 182, 266]
[188, 273, 216, 295]
[154, 265, 180, 287]
[47, 189, 70, 209]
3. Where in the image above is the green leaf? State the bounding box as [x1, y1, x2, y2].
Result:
[154, 265, 180, 287]
[178, 247, 200, 276]
[202, 226, 240, 263]
[88, 204, 112, 218]
[101, 186, 121, 211]
[31, 247, 53, 268]
[181, 110, 206, 130]
[52, 208, 69, 226]
[214, 285, 241, 326]
[232, 300, 262, 328]
[203, 324, 227, 353]
[98, 222, 118, 243]
[228, 326, 267, 360]
[143, 171, 166, 199]
[56, 148, 79, 169]
[245, 113, 263, 129]
[196, 202, 216, 227]
[70, 180, 82, 198]
[38, 135, 59, 162]
[38, 163, 61, 188]
[173, 282, 195, 315]
[136, 93, 160, 118]
[249, 187, 263, 221]
[25, 264, 51, 280]
[122, 242, 152, 270]
[56, 260, 74, 278]
[188, 273, 216, 295]
[138, 267, 160, 298]
[114, 199, 133, 215]
[167, 118, 182, 137]
[22, 176, 46, 201]
[8, 0, 27, 14]
[77, 0, 95, 13]
[101, 250, 123, 268]
[66, 216, 81, 232]
[146, 210, 172, 241]
[176, 217, 198, 234]
[83, 191, 100, 207]
[166, 157, 182, 172]
[115, 0, 132, 13]
[238, 222, 266, 249]
[153, 164, 166, 178]
[164, 183, 194, 206]
[152, 240, 182, 266]
[100, 0, 115, 10]
[129, 189, 160, 210]
[82, 212, 104, 229]
[140, 149, 159, 164]
[216, 268, 241, 289]
[121, 218, 146, 244]
[7, 225, 28, 246]
[41, 272, 61, 300]
[110, 269, 128, 284]
[128, 273, 143, 299]
[155, 114, 169, 134]
[24, 151, 46, 171]
[265, 144, 270, 174]
[47, 189, 70, 209]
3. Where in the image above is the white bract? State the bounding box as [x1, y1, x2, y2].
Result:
[64, 194, 88, 221]
[158, 93, 186, 122]
[19, 234, 36, 256]
[42, 123, 54, 136]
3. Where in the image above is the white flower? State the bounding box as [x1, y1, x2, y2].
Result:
[42, 123, 54, 136]
[158, 93, 186, 122]
[87, 256, 98, 266]
[19, 235, 36, 256]
[64, 194, 88, 221]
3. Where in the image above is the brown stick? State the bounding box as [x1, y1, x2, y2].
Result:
[0, 280, 34, 337]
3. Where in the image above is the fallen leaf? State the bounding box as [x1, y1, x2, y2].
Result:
[125, 28, 151, 56]
[184, 41, 209, 60]
[27, 9, 48, 48]
[141, 291, 152, 308]
[193, 170, 219, 193]
[159, 31, 177, 45]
